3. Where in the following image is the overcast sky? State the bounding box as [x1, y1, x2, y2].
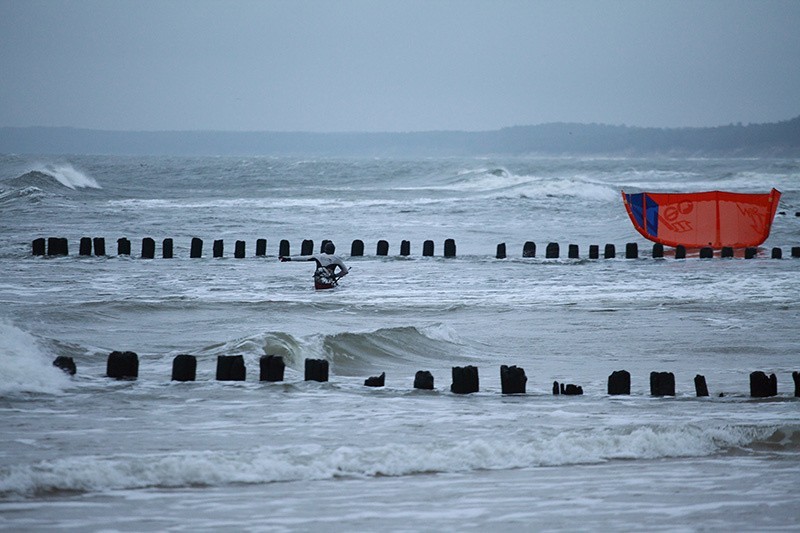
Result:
[1, 0, 799, 132]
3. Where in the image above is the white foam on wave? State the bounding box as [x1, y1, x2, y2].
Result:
[33, 163, 101, 190]
[0, 423, 771, 498]
[0, 322, 68, 396]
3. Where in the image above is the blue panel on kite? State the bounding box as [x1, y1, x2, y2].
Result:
[645, 194, 658, 236]
[625, 193, 645, 229]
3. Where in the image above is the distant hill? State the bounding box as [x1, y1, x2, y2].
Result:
[2, 116, 799, 157]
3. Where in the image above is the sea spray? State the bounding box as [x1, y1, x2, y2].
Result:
[0, 322, 69, 395]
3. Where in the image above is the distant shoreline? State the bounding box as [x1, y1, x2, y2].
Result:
[2, 116, 799, 157]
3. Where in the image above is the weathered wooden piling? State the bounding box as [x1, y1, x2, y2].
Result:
[546, 242, 559, 259]
[650, 371, 675, 396]
[190, 237, 203, 258]
[745, 247, 757, 259]
[235, 240, 246, 258]
[216, 355, 246, 381]
[608, 370, 630, 395]
[552, 381, 560, 395]
[162, 238, 173, 259]
[721, 247, 734, 258]
[213, 239, 224, 258]
[563, 383, 583, 395]
[652, 243, 664, 258]
[301, 239, 314, 255]
[422, 240, 434, 257]
[117, 238, 131, 256]
[749, 371, 777, 397]
[48, 237, 68, 256]
[32, 238, 45, 256]
[589, 244, 599, 259]
[377, 240, 389, 256]
[259, 355, 285, 382]
[675, 245, 686, 259]
[451, 365, 479, 394]
[522, 241, 536, 258]
[604, 244, 616, 259]
[304, 358, 329, 382]
[700, 247, 713, 259]
[771, 247, 782, 259]
[364, 372, 385, 387]
[444, 239, 456, 257]
[256, 238, 267, 257]
[400, 240, 411, 256]
[625, 242, 638, 259]
[320, 240, 331, 253]
[568, 244, 580, 259]
[350, 239, 364, 256]
[171, 354, 196, 382]
[694, 374, 709, 397]
[107, 351, 138, 379]
[79, 237, 92, 256]
[93, 237, 106, 256]
[279, 239, 290, 257]
[496, 243, 506, 259]
[142, 237, 155, 259]
[414, 370, 434, 390]
[500, 365, 526, 394]
[792, 247, 800, 258]
[53, 356, 76, 375]
[793, 371, 800, 397]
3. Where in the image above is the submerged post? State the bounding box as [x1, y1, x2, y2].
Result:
[260, 355, 285, 382]
[301, 239, 314, 255]
[79, 237, 92, 256]
[749, 371, 777, 397]
[721, 247, 734, 258]
[772, 247, 782, 259]
[568, 244, 579, 259]
[213, 239, 224, 258]
[608, 370, 630, 395]
[444, 239, 456, 257]
[546, 242, 559, 259]
[414, 370, 434, 390]
[694, 374, 709, 397]
[604, 244, 616, 259]
[162, 238, 173, 259]
[234, 240, 246, 259]
[625, 243, 638, 259]
[588, 245, 599, 259]
[652, 243, 664, 258]
[451, 366, 479, 394]
[32, 238, 46, 256]
[142, 237, 155, 259]
[305, 358, 329, 382]
[364, 372, 385, 387]
[400, 240, 411, 256]
[500, 365, 527, 394]
[422, 240, 434, 257]
[107, 351, 138, 379]
[700, 247, 713, 259]
[745, 247, 757, 259]
[350, 240, 364, 257]
[675, 245, 686, 259]
[172, 354, 197, 382]
[279, 239, 290, 257]
[93, 237, 106, 256]
[117, 237, 131, 256]
[522, 241, 536, 258]
[377, 240, 389, 256]
[496, 243, 506, 259]
[190, 237, 203, 258]
[650, 371, 675, 396]
[256, 238, 267, 257]
[216, 355, 246, 381]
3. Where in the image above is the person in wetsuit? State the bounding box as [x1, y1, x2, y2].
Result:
[280, 242, 349, 289]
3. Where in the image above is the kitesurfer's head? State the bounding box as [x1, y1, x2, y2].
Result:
[324, 242, 335, 254]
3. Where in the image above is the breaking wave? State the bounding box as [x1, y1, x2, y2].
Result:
[0, 322, 69, 396]
[1, 423, 790, 498]
[192, 324, 469, 377]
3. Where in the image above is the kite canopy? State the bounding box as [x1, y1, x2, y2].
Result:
[622, 189, 781, 249]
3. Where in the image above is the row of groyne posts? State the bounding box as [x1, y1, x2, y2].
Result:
[31, 237, 800, 259]
[52, 353, 800, 398]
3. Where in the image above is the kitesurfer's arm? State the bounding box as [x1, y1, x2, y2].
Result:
[279, 254, 318, 263]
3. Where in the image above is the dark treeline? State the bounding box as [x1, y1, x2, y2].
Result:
[2, 116, 799, 157]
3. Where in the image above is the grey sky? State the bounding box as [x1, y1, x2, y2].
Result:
[1, 0, 799, 132]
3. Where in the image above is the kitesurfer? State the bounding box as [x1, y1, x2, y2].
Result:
[280, 242, 349, 290]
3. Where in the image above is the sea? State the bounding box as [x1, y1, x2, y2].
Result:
[0, 154, 799, 531]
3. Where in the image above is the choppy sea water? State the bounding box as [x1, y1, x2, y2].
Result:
[1, 155, 799, 531]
